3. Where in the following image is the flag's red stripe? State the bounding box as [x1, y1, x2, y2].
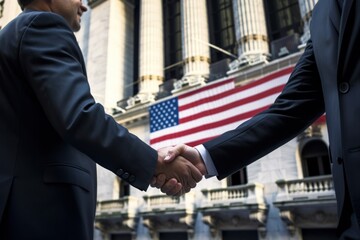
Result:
[179, 86, 238, 112]
[151, 113, 327, 146]
[234, 66, 293, 92]
[179, 67, 292, 111]
[150, 106, 268, 145]
[315, 115, 326, 124]
[186, 114, 326, 147]
[150, 66, 295, 146]
[178, 78, 235, 99]
[180, 85, 285, 124]
[186, 137, 218, 147]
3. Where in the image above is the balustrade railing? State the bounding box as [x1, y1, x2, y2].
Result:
[201, 183, 265, 207]
[96, 196, 138, 216]
[143, 194, 181, 207]
[276, 175, 335, 202]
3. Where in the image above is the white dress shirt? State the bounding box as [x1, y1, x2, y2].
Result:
[195, 144, 218, 177]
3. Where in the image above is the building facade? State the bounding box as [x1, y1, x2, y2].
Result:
[1, 0, 338, 240]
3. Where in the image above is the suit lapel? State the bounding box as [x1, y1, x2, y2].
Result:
[329, 0, 341, 33]
[337, 0, 354, 78]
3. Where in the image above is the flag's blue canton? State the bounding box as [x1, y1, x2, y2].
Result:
[150, 98, 179, 133]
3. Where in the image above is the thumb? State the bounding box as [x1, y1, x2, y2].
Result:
[164, 144, 187, 162]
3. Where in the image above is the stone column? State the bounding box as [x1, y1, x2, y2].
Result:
[298, 0, 318, 45]
[128, 0, 164, 107]
[176, 0, 210, 90]
[0, 0, 21, 28]
[87, 0, 135, 113]
[230, 0, 269, 70]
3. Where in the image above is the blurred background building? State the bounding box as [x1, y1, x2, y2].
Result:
[1, 0, 338, 239]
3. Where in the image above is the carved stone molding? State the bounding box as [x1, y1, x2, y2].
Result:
[279, 210, 296, 236]
[142, 213, 196, 239]
[295, 210, 337, 226]
[279, 210, 295, 225]
[202, 215, 219, 238]
[142, 218, 156, 239]
[95, 217, 138, 233]
[179, 214, 196, 228]
[249, 209, 267, 225]
[278, 209, 337, 236]
[202, 209, 268, 238]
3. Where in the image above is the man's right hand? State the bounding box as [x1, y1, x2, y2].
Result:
[165, 144, 207, 175]
[154, 146, 203, 195]
[152, 144, 206, 196]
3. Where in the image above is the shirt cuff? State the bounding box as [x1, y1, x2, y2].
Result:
[195, 144, 218, 178]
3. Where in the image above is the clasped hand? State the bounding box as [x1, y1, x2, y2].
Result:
[153, 144, 206, 196]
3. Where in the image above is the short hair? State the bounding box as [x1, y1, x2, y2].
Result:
[17, 0, 34, 10]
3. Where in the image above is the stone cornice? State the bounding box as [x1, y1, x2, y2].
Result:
[113, 105, 149, 127]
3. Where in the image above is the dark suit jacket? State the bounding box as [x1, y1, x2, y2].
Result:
[0, 10, 157, 239]
[203, 0, 360, 233]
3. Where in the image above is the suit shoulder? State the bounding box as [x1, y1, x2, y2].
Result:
[21, 11, 71, 32]
[17, 11, 83, 73]
[18, 11, 76, 47]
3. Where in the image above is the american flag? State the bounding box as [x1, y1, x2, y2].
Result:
[149, 66, 294, 150]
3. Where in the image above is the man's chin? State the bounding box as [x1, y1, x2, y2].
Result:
[72, 24, 81, 32]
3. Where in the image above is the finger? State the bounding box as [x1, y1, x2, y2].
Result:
[164, 144, 187, 162]
[181, 187, 191, 195]
[174, 189, 184, 197]
[182, 174, 197, 189]
[153, 174, 166, 188]
[174, 188, 188, 197]
[188, 179, 197, 189]
[164, 182, 182, 196]
[188, 162, 203, 183]
[160, 178, 179, 194]
[192, 166, 203, 183]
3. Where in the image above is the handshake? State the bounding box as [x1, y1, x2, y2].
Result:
[152, 144, 206, 196]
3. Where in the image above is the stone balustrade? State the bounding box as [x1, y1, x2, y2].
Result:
[275, 175, 335, 202]
[201, 183, 266, 207]
[96, 196, 139, 217]
[144, 195, 181, 207]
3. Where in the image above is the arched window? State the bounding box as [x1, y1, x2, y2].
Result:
[300, 139, 331, 177]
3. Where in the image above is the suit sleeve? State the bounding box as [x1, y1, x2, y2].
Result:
[18, 12, 157, 191]
[203, 40, 326, 180]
